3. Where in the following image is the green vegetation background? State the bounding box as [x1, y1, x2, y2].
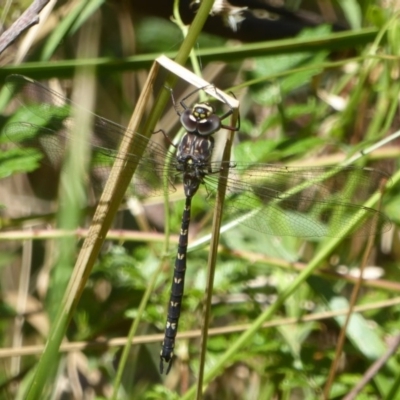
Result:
[0, 1, 400, 399]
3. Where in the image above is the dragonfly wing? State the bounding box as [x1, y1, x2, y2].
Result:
[4, 75, 179, 198]
[204, 162, 390, 237]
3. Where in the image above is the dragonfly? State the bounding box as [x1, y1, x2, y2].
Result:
[2, 75, 391, 375]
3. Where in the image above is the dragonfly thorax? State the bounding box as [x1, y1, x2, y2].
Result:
[176, 133, 214, 197]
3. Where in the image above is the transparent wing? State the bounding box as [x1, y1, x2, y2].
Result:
[203, 162, 390, 237]
[4, 74, 179, 197]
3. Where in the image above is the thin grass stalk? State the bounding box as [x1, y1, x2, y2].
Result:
[0, 28, 383, 80]
[323, 183, 385, 398]
[11, 238, 33, 380]
[45, 87, 94, 318]
[338, 12, 400, 134]
[111, 262, 164, 399]
[174, 0, 216, 65]
[40, 0, 88, 61]
[172, 0, 205, 91]
[181, 168, 400, 400]
[47, 21, 101, 320]
[231, 53, 392, 92]
[196, 108, 240, 398]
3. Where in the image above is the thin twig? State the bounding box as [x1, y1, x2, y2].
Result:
[2, 297, 400, 359]
[342, 334, 400, 400]
[0, 0, 50, 55]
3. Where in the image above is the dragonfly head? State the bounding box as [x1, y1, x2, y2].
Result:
[180, 102, 221, 136]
